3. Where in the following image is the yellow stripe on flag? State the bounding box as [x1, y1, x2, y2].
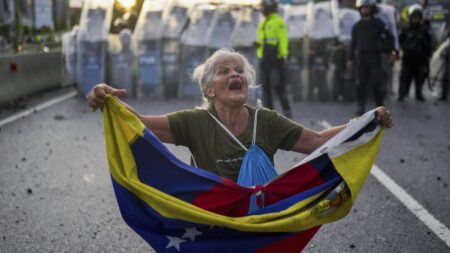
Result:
[331, 129, 384, 202]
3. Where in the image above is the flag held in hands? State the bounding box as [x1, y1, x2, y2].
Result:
[102, 96, 384, 253]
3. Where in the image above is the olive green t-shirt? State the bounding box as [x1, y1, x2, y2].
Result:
[167, 105, 303, 181]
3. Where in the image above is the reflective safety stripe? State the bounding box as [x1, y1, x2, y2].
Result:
[264, 37, 278, 45]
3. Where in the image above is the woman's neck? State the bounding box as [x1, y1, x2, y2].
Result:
[214, 103, 249, 136]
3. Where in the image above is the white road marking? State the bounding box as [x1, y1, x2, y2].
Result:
[0, 90, 78, 127]
[320, 120, 450, 248]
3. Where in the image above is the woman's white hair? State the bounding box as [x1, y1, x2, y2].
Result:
[192, 48, 256, 108]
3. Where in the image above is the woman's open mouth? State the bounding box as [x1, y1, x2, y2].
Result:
[229, 80, 243, 91]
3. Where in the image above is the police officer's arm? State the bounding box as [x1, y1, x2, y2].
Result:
[424, 29, 433, 59]
[278, 18, 289, 62]
[86, 84, 175, 144]
[347, 25, 357, 70]
[256, 21, 264, 47]
[398, 28, 405, 51]
[291, 107, 394, 154]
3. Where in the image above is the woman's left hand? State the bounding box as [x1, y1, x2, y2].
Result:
[375, 106, 394, 128]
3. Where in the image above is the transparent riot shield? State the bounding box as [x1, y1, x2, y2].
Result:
[305, 0, 340, 102]
[206, 6, 239, 54]
[338, 8, 359, 43]
[179, 4, 216, 98]
[133, 0, 165, 98]
[110, 29, 135, 97]
[62, 26, 79, 86]
[376, 4, 399, 51]
[428, 38, 448, 97]
[284, 4, 307, 101]
[231, 7, 261, 62]
[161, 2, 190, 99]
[76, 0, 113, 96]
[332, 8, 360, 102]
[376, 3, 399, 97]
[232, 7, 259, 66]
[306, 0, 339, 40]
[232, 6, 261, 106]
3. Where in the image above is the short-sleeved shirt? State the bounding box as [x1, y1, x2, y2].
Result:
[167, 105, 303, 181]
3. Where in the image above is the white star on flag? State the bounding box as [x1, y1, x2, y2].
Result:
[166, 236, 186, 251]
[182, 227, 202, 241]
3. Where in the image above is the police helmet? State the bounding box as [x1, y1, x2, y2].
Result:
[408, 4, 423, 18]
[355, 0, 377, 8]
[261, 0, 278, 13]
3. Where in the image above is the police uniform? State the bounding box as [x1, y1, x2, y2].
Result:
[257, 12, 291, 117]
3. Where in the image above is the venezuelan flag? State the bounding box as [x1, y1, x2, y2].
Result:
[102, 95, 384, 253]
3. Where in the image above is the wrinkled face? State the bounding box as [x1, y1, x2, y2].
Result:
[206, 55, 248, 107]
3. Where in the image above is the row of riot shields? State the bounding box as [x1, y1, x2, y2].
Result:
[129, 1, 261, 100]
[63, 0, 398, 103]
[116, 0, 260, 100]
[283, 1, 398, 102]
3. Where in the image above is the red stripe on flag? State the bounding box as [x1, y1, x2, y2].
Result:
[193, 178, 252, 217]
[265, 162, 325, 205]
[255, 226, 321, 253]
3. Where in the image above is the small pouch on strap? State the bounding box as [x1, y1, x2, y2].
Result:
[237, 144, 277, 187]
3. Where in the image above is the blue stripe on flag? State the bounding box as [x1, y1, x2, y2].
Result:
[310, 154, 340, 181]
[345, 118, 378, 142]
[131, 129, 225, 203]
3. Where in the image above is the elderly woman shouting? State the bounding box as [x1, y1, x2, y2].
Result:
[86, 48, 393, 184]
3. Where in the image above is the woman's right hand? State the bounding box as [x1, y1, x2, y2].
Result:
[86, 83, 127, 110]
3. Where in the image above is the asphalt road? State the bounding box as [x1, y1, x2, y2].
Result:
[0, 87, 449, 253]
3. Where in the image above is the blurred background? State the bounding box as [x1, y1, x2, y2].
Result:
[2, 0, 450, 106]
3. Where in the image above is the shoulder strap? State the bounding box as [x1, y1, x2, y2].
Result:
[252, 108, 260, 145]
[208, 111, 248, 151]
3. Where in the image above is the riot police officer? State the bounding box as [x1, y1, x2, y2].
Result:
[256, 0, 292, 118]
[347, 0, 393, 115]
[398, 4, 432, 102]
